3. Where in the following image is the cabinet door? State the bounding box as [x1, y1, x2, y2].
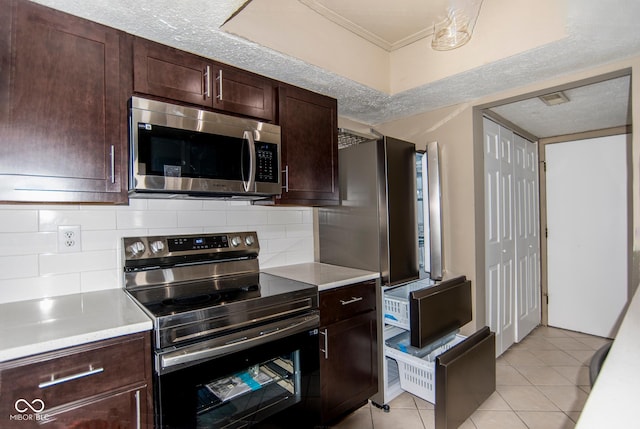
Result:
[0, 0, 127, 203]
[133, 37, 212, 108]
[213, 64, 275, 121]
[277, 85, 339, 206]
[320, 310, 378, 423]
[134, 39, 276, 121]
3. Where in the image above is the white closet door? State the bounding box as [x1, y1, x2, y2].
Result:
[546, 135, 628, 337]
[484, 118, 516, 356]
[515, 135, 541, 341]
[484, 120, 502, 352]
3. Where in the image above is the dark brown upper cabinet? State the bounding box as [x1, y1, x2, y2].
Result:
[0, 0, 130, 203]
[276, 84, 339, 206]
[213, 63, 276, 121]
[133, 37, 276, 122]
[133, 37, 210, 108]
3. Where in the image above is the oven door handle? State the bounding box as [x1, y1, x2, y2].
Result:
[158, 313, 319, 373]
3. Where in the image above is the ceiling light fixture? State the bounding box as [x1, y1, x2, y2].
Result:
[432, 0, 484, 51]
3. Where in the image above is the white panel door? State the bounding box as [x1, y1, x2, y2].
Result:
[484, 118, 516, 356]
[484, 119, 502, 352]
[546, 135, 628, 338]
[515, 135, 541, 341]
[498, 128, 516, 354]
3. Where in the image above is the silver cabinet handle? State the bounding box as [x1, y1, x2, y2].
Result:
[319, 328, 328, 359]
[340, 296, 363, 306]
[216, 69, 223, 100]
[282, 165, 289, 192]
[38, 366, 104, 388]
[134, 390, 141, 429]
[109, 145, 115, 184]
[204, 65, 211, 98]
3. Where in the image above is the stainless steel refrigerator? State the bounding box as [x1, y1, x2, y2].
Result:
[318, 134, 495, 428]
[318, 136, 420, 286]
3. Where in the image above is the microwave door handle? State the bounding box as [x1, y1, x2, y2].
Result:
[242, 130, 257, 192]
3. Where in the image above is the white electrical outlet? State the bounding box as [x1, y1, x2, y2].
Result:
[57, 225, 82, 253]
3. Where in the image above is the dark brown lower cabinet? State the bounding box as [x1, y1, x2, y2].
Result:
[319, 281, 378, 424]
[0, 332, 152, 428]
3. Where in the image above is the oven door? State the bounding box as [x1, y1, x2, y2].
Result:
[155, 320, 320, 429]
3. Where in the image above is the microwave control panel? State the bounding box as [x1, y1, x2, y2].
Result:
[256, 143, 278, 183]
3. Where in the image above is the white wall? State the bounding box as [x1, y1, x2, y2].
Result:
[0, 199, 314, 304]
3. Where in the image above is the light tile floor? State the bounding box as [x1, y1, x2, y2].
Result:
[330, 326, 612, 429]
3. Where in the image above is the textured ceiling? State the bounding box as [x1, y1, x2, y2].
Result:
[490, 76, 632, 139]
[30, 0, 640, 136]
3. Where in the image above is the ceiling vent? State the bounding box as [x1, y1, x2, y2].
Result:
[539, 91, 570, 106]
[337, 128, 379, 149]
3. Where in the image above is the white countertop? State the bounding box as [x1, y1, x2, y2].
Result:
[263, 262, 379, 291]
[576, 285, 640, 428]
[0, 289, 152, 363]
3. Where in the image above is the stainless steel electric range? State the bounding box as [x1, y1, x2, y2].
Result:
[122, 231, 321, 429]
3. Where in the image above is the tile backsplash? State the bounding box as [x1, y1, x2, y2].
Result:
[0, 198, 314, 304]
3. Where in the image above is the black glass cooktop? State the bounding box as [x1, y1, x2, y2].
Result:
[128, 274, 260, 318]
[127, 272, 316, 319]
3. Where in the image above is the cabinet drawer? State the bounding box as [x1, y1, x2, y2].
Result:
[39, 386, 148, 429]
[320, 280, 376, 325]
[0, 334, 148, 412]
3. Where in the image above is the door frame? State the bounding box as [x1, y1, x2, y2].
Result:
[473, 69, 633, 336]
[538, 126, 633, 327]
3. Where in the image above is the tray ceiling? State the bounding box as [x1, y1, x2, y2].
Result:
[29, 0, 640, 138]
[298, 0, 448, 51]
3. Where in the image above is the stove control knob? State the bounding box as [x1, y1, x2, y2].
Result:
[150, 240, 165, 255]
[245, 235, 255, 246]
[126, 241, 146, 258]
[230, 236, 242, 247]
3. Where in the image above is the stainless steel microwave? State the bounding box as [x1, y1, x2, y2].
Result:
[129, 97, 281, 199]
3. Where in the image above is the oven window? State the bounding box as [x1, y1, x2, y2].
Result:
[156, 328, 319, 429]
[197, 351, 299, 427]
